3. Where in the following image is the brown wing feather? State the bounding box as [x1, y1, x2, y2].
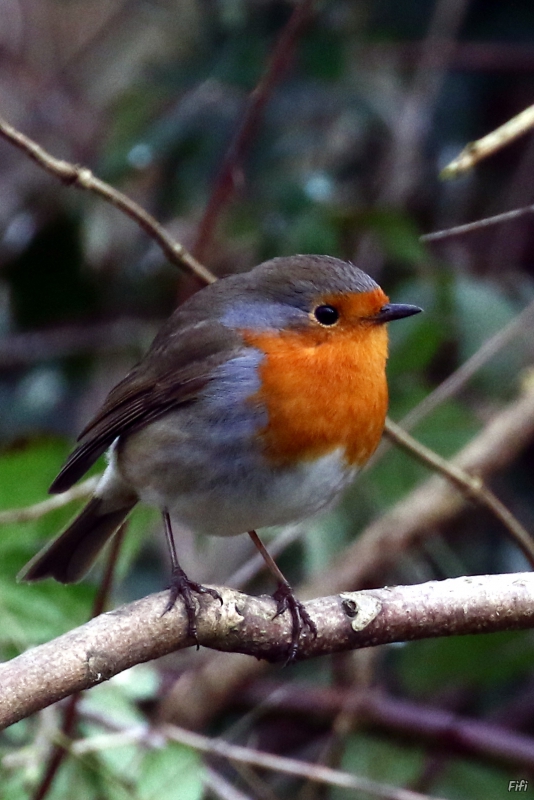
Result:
[50, 320, 242, 494]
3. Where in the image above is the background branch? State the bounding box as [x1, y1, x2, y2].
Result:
[384, 418, 534, 567]
[0, 115, 215, 285]
[242, 681, 534, 772]
[421, 203, 534, 241]
[192, 0, 315, 261]
[441, 103, 534, 177]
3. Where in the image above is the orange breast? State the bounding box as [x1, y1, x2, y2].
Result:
[242, 289, 390, 468]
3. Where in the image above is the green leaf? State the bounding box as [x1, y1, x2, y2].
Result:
[137, 743, 203, 800]
[331, 732, 424, 800]
[397, 631, 534, 696]
[454, 276, 526, 396]
[434, 758, 517, 800]
[359, 210, 428, 265]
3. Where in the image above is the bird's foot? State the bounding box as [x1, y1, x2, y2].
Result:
[164, 567, 222, 648]
[272, 581, 317, 664]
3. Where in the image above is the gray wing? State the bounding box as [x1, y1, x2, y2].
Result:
[50, 319, 242, 493]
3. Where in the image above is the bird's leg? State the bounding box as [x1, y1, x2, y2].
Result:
[162, 510, 222, 647]
[247, 529, 317, 663]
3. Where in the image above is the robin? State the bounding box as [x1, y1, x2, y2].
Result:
[20, 254, 421, 660]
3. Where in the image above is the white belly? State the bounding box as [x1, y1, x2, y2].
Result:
[104, 428, 357, 538]
[163, 447, 358, 536]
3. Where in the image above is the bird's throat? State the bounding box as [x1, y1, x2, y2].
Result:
[242, 323, 389, 468]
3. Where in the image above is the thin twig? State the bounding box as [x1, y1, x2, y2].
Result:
[243, 680, 534, 772]
[441, 103, 534, 178]
[71, 710, 438, 800]
[31, 524, 127, 800]
[0, 477, 99, 525]
[398, 298, 534, 431]
[367, 299, 534, 476]
[421, 203, 534, 242]
[32, 697, 79, 800]
[0, 319, 155, 369]
[204, 766, 255, 800]
[375, 0, 469, 207]
[192, 0, 315, 261]
[163, 723, 442, 800]
[0, 115, 215, 285]
[356, 0, 468, 267]
[384, 418, 534, 569]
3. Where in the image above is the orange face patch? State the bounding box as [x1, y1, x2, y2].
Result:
[242, 288, 390, 468]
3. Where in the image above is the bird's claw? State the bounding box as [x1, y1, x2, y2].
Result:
[164, 568, 222, 649]
[272, 582, 317, 664]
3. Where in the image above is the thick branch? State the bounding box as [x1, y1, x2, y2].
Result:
[2, 573, 534, 730]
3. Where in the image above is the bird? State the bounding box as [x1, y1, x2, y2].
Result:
[19, 254, 421, 660]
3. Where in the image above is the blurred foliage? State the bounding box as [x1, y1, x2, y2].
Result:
[1, 0, 534, 798]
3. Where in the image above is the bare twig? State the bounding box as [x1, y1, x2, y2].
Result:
[398, 299, 534, 431]
[192, 0, 315, 261]
[242, 681, 534, 772]
[356, 0, 468, 267]
[163, 723, 443, 800]
[0, 115, 215, 285]
[384, 418, 534, 568]
[421, 204, 534, 242]
[327, 383, 534, 593]
[375, 0, 469, 207]
[0, 319, 155, 369]
[203, 766, 254, 800]
[71, 712, 439, 800]
[359, 42, 534, 72]
[3, 573, 534, 730]
[0, 477, 99, 525]
[441, 103, 534, 178]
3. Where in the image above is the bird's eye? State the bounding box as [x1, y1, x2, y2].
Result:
[314, 305, 339, 326]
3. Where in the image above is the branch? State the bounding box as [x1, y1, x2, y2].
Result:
[162, 723, 440, 800]
[0, 318, 155, 369]
[397, 299, 534, 430]
[192, 0, 315, 261]
[333, 381, 534, 592]
[0, 115, 215, 285]
[242, 681, 534, 772]
[441, 103, 534, 178]
[384, 418, 534, 568]
[421, 204, 534, 242]
[72, 712, 441, 800]
[2, 573, 534, 730]
[0, 477, 98, 524]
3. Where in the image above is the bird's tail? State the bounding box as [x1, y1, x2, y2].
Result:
[19, 496, 137, 583]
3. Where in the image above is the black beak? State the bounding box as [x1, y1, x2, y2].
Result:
[373, 303, 422, 323]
